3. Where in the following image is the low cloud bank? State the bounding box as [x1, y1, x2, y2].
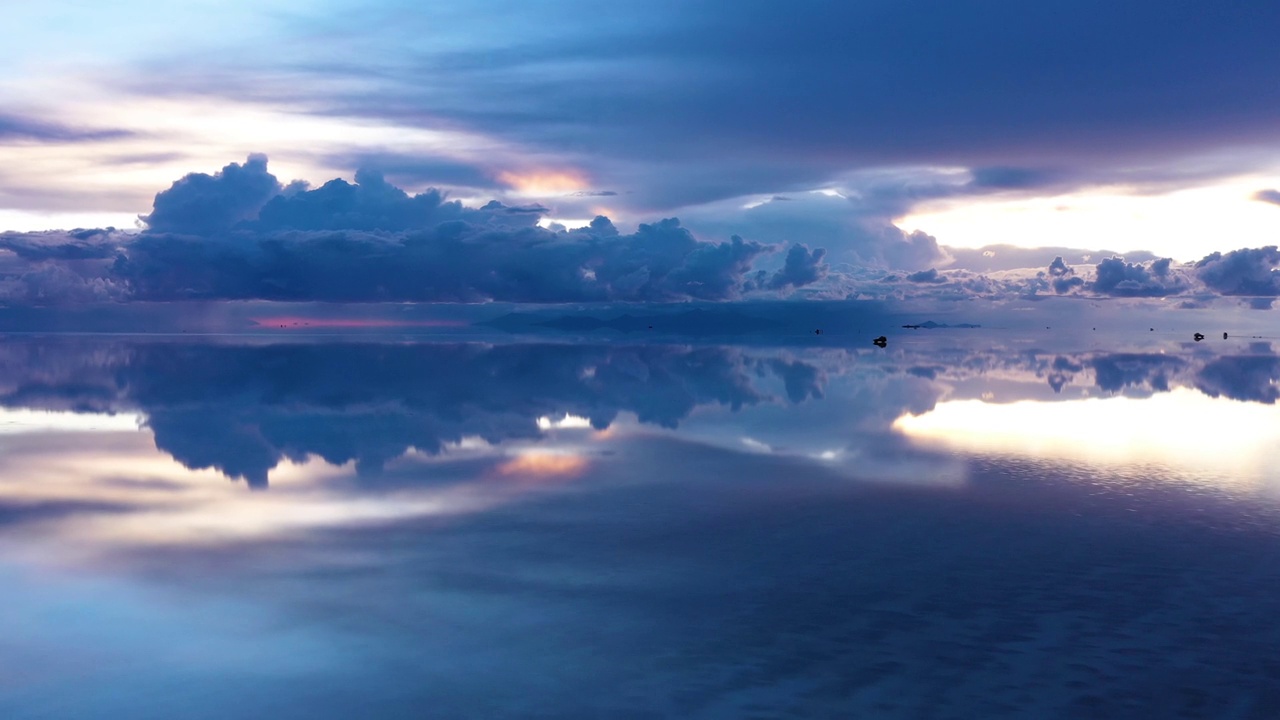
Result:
[849, 247, 1280, 307]
[1, 156, 831, 305]
[2, 156, 1279, 307]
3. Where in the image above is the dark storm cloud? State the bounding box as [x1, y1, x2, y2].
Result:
[68, 156, 813, 304]
[157, 1, 1280, 208]
[116, 220, 772, 303]
[1194, 246, 1280, 296]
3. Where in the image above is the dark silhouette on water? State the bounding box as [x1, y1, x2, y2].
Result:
[901, 321, 981, 330]
[1224, 332, 1229, 340]
[814, 329, 822, 335]
[1194, 333, 1205, 342]
[873, 336, 888, 347]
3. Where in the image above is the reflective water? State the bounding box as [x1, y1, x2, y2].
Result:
[2, 333, 1280, 718]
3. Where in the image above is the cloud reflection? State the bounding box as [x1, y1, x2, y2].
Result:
[1, 336, 1278, 495]
[0, 339, 823, 488]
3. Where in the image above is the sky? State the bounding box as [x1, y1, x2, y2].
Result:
[2, 1, 1280, 307]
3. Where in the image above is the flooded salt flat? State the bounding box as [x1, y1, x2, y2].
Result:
[1, 333, 1279, 718]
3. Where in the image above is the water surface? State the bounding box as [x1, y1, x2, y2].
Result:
[1, 333, 1279, 718]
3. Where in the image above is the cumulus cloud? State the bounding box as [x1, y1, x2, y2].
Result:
[904, 268, 946, 284]
[141, 154, 283, 234]
[0, 228, 124, 261]
[117, 218, 774, 303]
[945, 245, 1158, 273]
[766, 244, 827, 290]
[679, 193, 947, 272]
[0, 229, 129, 306]
[1194, 246, 1280, 296]
[30, 156, 808, 304]
[252, 169, 541, 232]
[1045, 256, 1084, 294]
[1089, 256, 1188, 297]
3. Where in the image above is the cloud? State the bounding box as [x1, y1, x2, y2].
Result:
[1194, 246, 1280, 296]
[140, 154, 283, 234]
[1090, 354, 1184, 394]
[250, 169, 542, 233]
[1253, 189, 1280, 206]
[116, 220, 778, 303]
[319, 152, 502, 190]
[0, 229, 130, 306]
[1046, 256, 1084, 294]
[679, 193, 947, 271]
[144, 2, 1280, 210]
[0, 339, 818, 487]
[1089, 256, 1188, 297]
[0, 157, 793, 305]
[0, 113, 132, 142]
[904, 268, 945, 284]
[966, 167, 1064, 190]
[766, 244, 827, 290]
[945, 245, 1158, 273]
[16, 155, 1280, 308]
[1195, 355, 1280, 404]
[0, 229, 124, 261]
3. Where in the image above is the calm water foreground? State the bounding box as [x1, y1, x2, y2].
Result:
[2, 332, 1280, 719]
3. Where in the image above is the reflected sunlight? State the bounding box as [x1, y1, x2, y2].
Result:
[894, 388, 1280, 480]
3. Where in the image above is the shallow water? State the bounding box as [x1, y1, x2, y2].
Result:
[1, 333, 1279, 718]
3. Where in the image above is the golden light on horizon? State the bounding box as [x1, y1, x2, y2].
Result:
[497, 169, 588, 195]
[893, 389, 1280, 485]
[899, 175, 1280, 262]
[495, 451, 589, 480]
